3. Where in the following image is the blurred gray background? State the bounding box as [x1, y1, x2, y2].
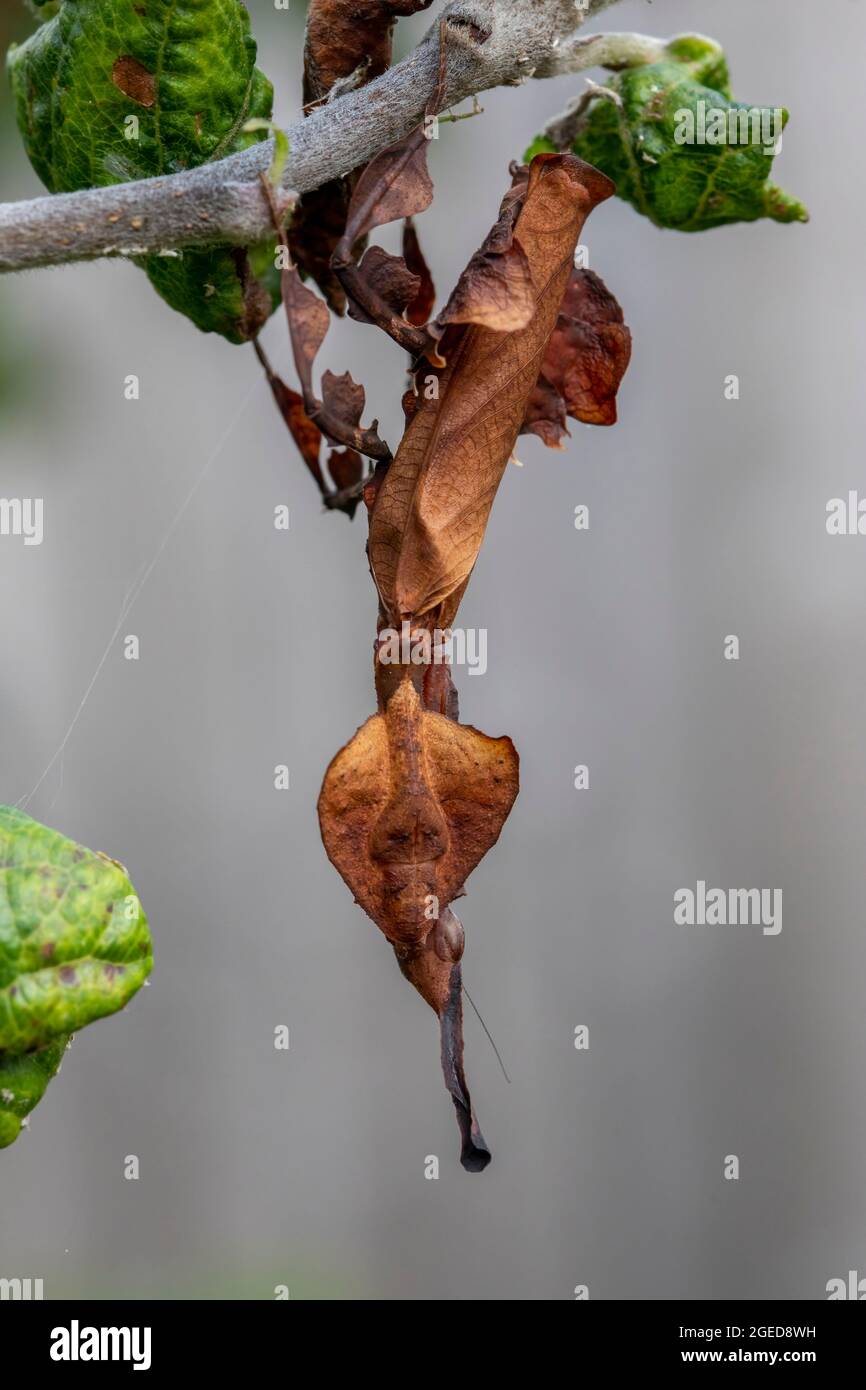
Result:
[1, 0, 863, 1300]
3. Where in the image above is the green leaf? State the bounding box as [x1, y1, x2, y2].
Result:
[528, 35, 808, 232]
[0, 1038, 66, 1149]
[0, 806, 152, 1148]
[7, 0, 280, 341]
[523, 134, 557, 163]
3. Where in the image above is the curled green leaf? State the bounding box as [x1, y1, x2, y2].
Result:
[0, 807, 152, 1149]
[530, 34, 808, 232]
[243, 118, 290, 191]
[7, 0, 280, 341]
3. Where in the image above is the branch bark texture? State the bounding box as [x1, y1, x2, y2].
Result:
[0, 0, 636, 273]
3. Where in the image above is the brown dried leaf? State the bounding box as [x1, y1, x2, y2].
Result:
[326, 22, 448, 348]
[325, 449, 365, 519]
[281, 266, 330, 400]
[347, 246, 421, 325]
[369, 154, 615, 625]
[521, 374, 568, 449]
[266, 215, 390, 464]
[402, 217, 436, 326]
[327, 448, 364, 494]
[342, 126, 435, 250]
[435, 238, 534, 333]
[291, 1, 434, 308]
[303, 1, 434, 107]
[433, 180, 534, 333]
[266, 376, 327, 494]
[522, 268, 632, 441]
[287, 181, 353, 315]
[321, 370, 365, 435]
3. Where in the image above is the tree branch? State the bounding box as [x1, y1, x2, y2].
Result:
[0, 0, 638, 274]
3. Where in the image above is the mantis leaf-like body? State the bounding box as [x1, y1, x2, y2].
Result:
[319, 154, 613, 1169]
[368, 155, 614, 625]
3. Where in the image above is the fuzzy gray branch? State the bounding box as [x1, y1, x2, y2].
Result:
[0, 0, 640, 274]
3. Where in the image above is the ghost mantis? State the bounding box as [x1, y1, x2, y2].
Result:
[254, 29, 630, 1168]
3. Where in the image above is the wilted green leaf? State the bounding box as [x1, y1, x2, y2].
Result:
[0, 807, 152, 1148]
[529, 35, 808, 232]
[7, 0, 280, 341]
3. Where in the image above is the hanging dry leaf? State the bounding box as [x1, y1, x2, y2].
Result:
[521, 373, 568, 449]
[327, 448, 364, 493]
[259, 174, 391, 466]
[281, 264, 331, 400]
[302, 0, 435, 107]
[402, 217, 436, 326]
[289, 0, 435, 311]
[432, 183, 534, 334]
[265, 374, 328, 495]
[522, 267, 632, 442]
[326, 449, 365, 519]
[335, 24, 446, 263]
[368, 154, 615, 625]
[320, 369, 366, 437]
[287, 185, 355, 316]
[347, 246, 422, 325]
[253, 336, 374, 516]
[326, 27, 452, 356]
[341, 127, 436, 251]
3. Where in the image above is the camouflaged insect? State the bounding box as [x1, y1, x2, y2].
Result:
[0, 807, 152, 1148]
[527, 35, 808, 232]
[8, 0, 280, 341]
